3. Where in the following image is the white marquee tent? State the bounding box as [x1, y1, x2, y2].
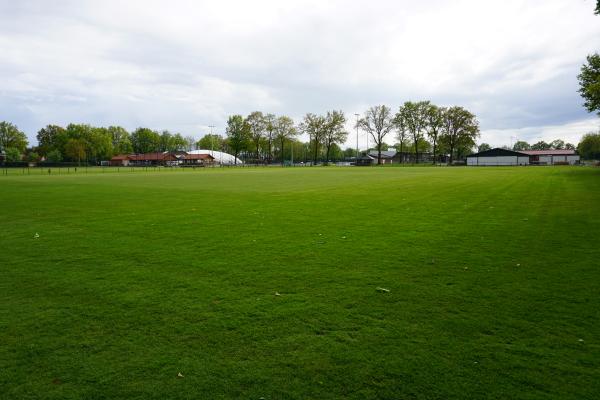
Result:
[187, 150, 243, 165]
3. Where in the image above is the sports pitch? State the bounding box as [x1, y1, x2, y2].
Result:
[1, 166, 599, 399]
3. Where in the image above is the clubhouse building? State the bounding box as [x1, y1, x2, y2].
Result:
[109, 152, 214, 167]
[466, 148, 580, 166]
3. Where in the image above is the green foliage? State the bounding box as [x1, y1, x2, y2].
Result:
[531, 141, 551, 150]
[36, 125, 67, 156]
[4, 147, 22, 162]
[578, 53, 600, 115]
[226, 115, 251, 164]
[478, 143, 492, 152]
[274, 115, 297, 165]
[550, 139, 565, 150]
[358, 105, 395, 164]
[577, 132, 600, 160]
[0, 121, 28, 153]
[196, 134, 225, 151]
[89, 127, 114, 161]
[246, 111, 267, 161]
[107, 126, 133, 155]
[65, 138, 87, 164]
[439, 106, 480, 162]
[300, 113, 327, 164]
[596, 0, 600, 15]
[131, 127, 160, 154]
[513, 141, 531, 151]
[322, 111, 348, 164]
[26, 152, 40, 162]
[46, 149, 63, 163]
[424, 104, 444, 163]
[173, 134, 189, 151]
[397, 101, 430, 163]
[343, 147, 357, 159]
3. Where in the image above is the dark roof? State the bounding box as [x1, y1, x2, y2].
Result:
[368, 150, 397, 158]
[110, 154, 131, 161]
[522, 150, 577, 156]
[467, 148, 528, 157]
[183, 154, 214, 160]
[128, 153, 178, 161]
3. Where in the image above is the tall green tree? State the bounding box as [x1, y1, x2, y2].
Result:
[440, 106, 480, 163]
[531, 141, 551, 150]
[577, 132, 600, 160]
[88, 127, 114, 161]
[226, 115, 250, 165]
[264, 114, 277, 164]
[513, 141, 531, 151]
[550, 139, 565, 150]
[36, 125, 67, 156]
[357, 105, 395, 165]
[398, 101, 430, 163]
[0, 121, 28, 153]
[578, 53, 600, 116]
[246, 111, 266, 162]
[65, 138, 87, 165]
[322, 111, 348, 165]
[274, 116, 297, 165]
[393, 114, 408, 163]
[107, 126, 132, 154]
[172, 134, 188, 151]
[197, 134, 224, 151]
[131, 128, 160, 153]
[159, 130, 174, 151]
[424, 104, 444, 164]
[299, 113, 327, 165]
[478, 143, 491, 152]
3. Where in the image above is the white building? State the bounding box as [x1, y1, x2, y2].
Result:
[467, 148, 530, 166]
[466, 148, 580, 166]
[522, 150, 580, 165]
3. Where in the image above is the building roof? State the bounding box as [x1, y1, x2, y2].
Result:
[467, 148, 528, 157]
[521, 150, 577, 156]
[368, 150, 397, 158]
[110, 154, 131, 161]
[183, 153, 214, 160]
[128, 153, 178, 161]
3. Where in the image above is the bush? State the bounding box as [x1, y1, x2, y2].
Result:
[46, 149, 63, 163]
[5, 147, 22, 162]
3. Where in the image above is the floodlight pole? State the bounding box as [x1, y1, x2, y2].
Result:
[354, 113, 360, 160]
[209, 125, 215, 157]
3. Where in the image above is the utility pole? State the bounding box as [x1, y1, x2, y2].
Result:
[355, 113, 360, 161]
[208, 125, 215, 157]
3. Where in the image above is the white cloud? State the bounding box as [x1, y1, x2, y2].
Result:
[481, 118, 600, 147]
[0, 0, 599, 148]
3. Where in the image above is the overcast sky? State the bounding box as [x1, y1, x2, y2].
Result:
[1, 0, 599, 148]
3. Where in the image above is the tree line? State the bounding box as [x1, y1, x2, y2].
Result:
[2, 98, 599, 165]
[192, 102, 482, 165]
[0, 122, 198, 164]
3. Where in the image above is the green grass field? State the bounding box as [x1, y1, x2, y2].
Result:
[1, 166, 599, 399]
